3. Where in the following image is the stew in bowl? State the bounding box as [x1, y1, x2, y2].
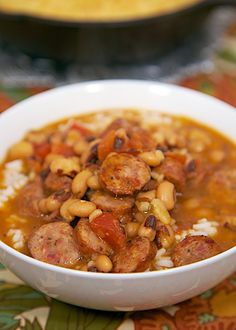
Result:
[0, 108, 235, 273]
[0, 80, 235, 311]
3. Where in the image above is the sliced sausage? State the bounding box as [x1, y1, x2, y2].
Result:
[98, 120, 156, 161]
[28, 222, 80, 266]
[129, 126, 156, 154]
[89, 191, 134, 224]
[112, 237, 157, 273]
[172, 235, 221, 267]
[100, 118, 130, 137]
[76, 219, 113, 256]
[44, 172, 72, 192]
[90, 191, 134, 212]
[158, 157, 186, 190]
[17, 178, 43, 218]
[100, 153, 151, 195]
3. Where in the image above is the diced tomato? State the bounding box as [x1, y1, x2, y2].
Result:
[51, 143, 74, 157]
[90, 213, 126, 250]
[128, 128, 156, 153]
[98, 130, 116, 161]
[70, 122, 92, 137]
[98, 126, 156, 161]
[34, 142, 51, 159]
[165, 151, 187, 165]
[158, 157, 186, 189]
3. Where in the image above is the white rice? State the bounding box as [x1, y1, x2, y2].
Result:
[141, 112, 173, 128]
[0, 160, 28, 208]
[154, 218, 219, 270]
[155, 247, 167, 259]
[175, 218, 219, 242]
[6, 228, 25, 250]
[5, 214, 27, 225]
[155, 248, 174, 269]
[157, 258, 174, 268]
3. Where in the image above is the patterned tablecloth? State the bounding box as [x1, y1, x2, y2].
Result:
[1, 16, 236, 330]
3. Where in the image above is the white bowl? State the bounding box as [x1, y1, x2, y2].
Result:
[0, 80, 235, 311]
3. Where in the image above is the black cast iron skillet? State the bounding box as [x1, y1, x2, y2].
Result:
[0, 0, 235, 64]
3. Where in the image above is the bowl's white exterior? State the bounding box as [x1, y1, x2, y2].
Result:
[0, 80, 235, 311]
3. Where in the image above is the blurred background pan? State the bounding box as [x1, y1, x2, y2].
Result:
[0, 0, 235, 65]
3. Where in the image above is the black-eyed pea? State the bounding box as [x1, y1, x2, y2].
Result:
[60, 199, 77, 221]
[66, 130, 82, 146]
[89, 209, 103, 222]
[135, 200, 151, 213]
[158, 224, 175, 249]
[50, 157, 80, 176]
[87, 260, 97, 272]
[9, 141, 34, 160]
[156, 181, 176, 210]
[87, 175, 101, 190]
[68, 200, 96, 218]
[95, 255, 113, 273]
[87, 260, 95, 268]
[45, 153, 61, 166]
[135, 211, 145, 223]
[38, 199, 48, 214]
[125, 222, 140, 238]
[137, 190, 156, 201]
[139, 150, 164, 167]
[72, 169, 93, 198]
[73, 140, 88, 155]
[138, 215, 157, 241]
[151, 198, 171, 225]
[138, 226, 156, 241]
[38, 196, 61, 214]
[80, 139, 100, 165]
[151, 171, 164, 183]
[46, 195, 61, 213]
[153, 132, 165, 145]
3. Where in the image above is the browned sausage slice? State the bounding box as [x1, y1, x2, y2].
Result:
[44, 172, 72, 192]
[158, 157, 186, 190]
[100, 153, 151, 195]
[90, 191, 134, 212]
[98, 120, 156, 161]
[17, 178, 43, 218]
[28, 222, 80, 266]
[76, 219, 113, 256]
[172, 235, 221, 267]
[113, 237, 157, 273]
